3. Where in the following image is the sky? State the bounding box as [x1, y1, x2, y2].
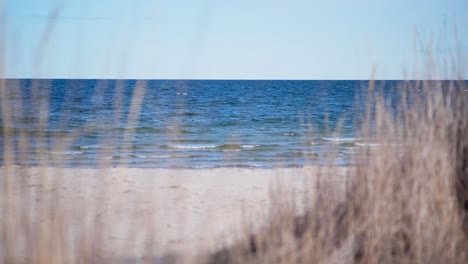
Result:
[3, 0, 468, 79]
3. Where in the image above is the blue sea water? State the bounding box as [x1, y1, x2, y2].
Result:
[1, 79, 400, 168]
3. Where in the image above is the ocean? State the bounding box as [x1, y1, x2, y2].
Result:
[1, 79, 402, 168]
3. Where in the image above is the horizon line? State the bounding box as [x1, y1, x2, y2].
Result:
[2, 78, 467, 82]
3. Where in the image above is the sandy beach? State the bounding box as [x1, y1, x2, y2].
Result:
[0, 166, 348, 259]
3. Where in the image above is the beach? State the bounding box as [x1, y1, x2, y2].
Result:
[0, 166, 348, 259]
[2, 0, 467, 261]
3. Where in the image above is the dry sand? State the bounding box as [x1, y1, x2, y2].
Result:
[0, 166, 348, 259]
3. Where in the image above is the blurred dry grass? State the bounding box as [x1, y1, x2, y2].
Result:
[202, 78, 468, 264]
[1, 3, 467, 263]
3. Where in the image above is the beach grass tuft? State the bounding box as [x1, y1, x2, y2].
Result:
[202, 78, 468, 263]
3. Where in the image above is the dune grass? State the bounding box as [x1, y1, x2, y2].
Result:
[201, 79, 468, 263]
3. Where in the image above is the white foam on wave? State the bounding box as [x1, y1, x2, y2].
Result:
[169, 144, 217, 150]
[50, 151, 83, 155]
[222, 149, 242, 152]
[340, 148, 359, 154]
[241, 144, 259, 149]
[321, 137, 361, 142]
[79, 145, 115, 150]
[133, 154, 172, 158]
[78, 146, 93, 149]
[355, 142, 380, 147]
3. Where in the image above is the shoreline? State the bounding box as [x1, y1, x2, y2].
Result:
[0, 164, 349, 169]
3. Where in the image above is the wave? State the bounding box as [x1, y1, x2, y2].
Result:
[169, 139, 215, 144]
[78, 145, 115, 150]
[222, 149, 242, 152]
[320, 137, 362, 142]
[282, 132, 299, 136]
[240, 144, 259, 149]
[166, 143, 260, 151]
[218, 144, 243, 150]
[168, 144, 218, 150]
[217, 144, 263, 151]
[132, 154, 172, 159]
[173, 111, 199, 117]
[49, 151, 84, 155]
[339, 148, 359, 154]
[355, 142, 380, 147]
[171, 154, 196, 158]
[164, 128, 194, 134]
[78, 145, 98, 149]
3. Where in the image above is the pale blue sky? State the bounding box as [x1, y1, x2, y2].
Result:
[3, 0, 468, 79]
